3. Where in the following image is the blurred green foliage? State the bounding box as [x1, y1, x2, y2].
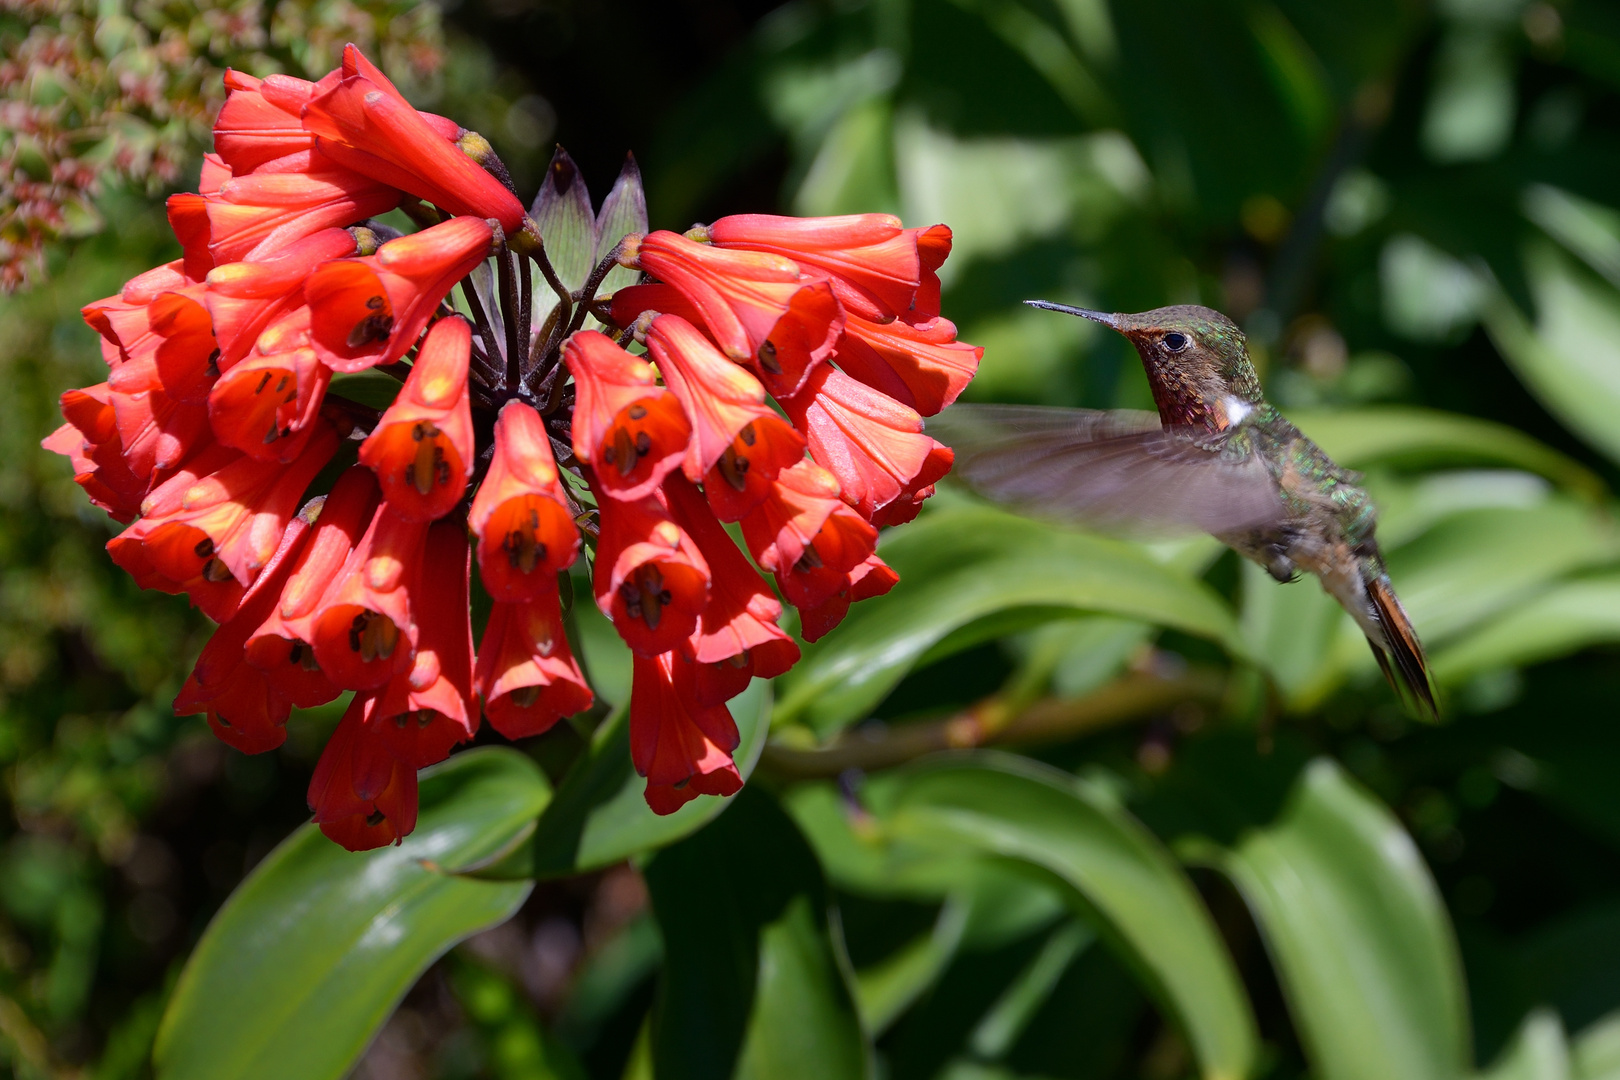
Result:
[9, 0, 1620, 1078]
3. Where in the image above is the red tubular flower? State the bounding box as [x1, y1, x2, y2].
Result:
[475, 589, 593, 739]
[630, 651, 742, 815]
[245, 466, 379, 707]
[833, 313, 982, 417]
[204, 167, 401, 266]
[371, 521, 478, 767]
[108, 427, 339, 620]
[207, 332, 330, 464]
[593, 489, 709, 656]
[563, 330, 690, 501]
[42, 384, 146, 521]
[94, 285, 219, 407]
[782, 363, 953, 523]
[308, 693, 418, 851]
[468, 400, 580, 601]
[911, 224, 952, 322]
[214, 70, 328, 174]
[739, 459, 878, 609]
[174, 501, 319, 753]
[644, 313, 805, 484]
[305, 216, 492, 373]
[357, 316, 475, 520]
[703, 213, 923, 323]
[292, 498, 429, 690]
[301, 44, 526, 232]
[664, 477, 798, 706]
[797, 553, 900, 643]
[107, 387, 211, 485]
[612, 231, 842, 397]
[167, 193, 216, 281]
[205, 227, 357, 368]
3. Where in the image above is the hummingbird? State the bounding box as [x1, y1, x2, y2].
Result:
[929, 300, 1437, 717]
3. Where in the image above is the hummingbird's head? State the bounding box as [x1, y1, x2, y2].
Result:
[1025, 301, 1263, 428]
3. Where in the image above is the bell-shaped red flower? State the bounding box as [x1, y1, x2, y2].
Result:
[204, 167, 401, 267]
[174, 502, 319, 753]
[475, 589, 593, 739]
[797, 553, 900, 643]
[308, 693, 418, 851]
[739, 459, 878, 610]
[42, 383, 147, 521]
[289, 498, 429, 690]
[305, 216, 492, 373]
[782, 363, 953, 523]
[214, 69, 328, 175]
[563, 330, 690, 501]
[703, 213, 924, 323]
[612, 231, 842, 397]
[468, 400, 581, 601]
[108, 426, 338, 620]
[205, 227, 357, 368]
[301, 44, 526, 232]
[832, 312, 982, 417]
[245, 466, 379, 707]
[371, 521, 478, 767]
[593, 488, 709, 656]
[630, 651, 742, 815]
[357, 315, 475, 520]
[664, 476, 798, 706]
[643, 313, 804, 482]
[208, 324, 330, 464]
[93, 284, 219, 407]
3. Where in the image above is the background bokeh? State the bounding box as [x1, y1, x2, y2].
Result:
[7, 1, 1620, 1078]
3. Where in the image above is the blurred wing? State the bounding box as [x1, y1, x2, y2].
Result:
[928, 403, 1288, 535]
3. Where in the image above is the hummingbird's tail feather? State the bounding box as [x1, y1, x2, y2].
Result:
[1364, 574, 1438, 719]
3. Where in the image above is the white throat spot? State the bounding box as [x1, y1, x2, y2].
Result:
[1224, 396, 1253, 425]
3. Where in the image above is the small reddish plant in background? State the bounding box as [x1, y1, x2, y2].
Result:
[44, 44, 982, 849]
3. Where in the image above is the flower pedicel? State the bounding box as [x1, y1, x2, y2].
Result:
[44, 44, 982, 850]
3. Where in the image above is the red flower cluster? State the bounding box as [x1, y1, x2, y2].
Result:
[44, 45, 981, 849]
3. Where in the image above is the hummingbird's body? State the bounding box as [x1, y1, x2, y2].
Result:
[932, 302, 1436, 716]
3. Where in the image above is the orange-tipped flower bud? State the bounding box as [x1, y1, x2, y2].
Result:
[475, 589, 593, 739]
[468, 400, 580, 601]
[358, 315, 475, 521]
[563, 330, 690, 502]
[305, 216, 492, 373]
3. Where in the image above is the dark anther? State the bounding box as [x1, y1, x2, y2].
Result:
[627, 404, 647, 420]
[347, 312, 394, 349]
[365, 809, 386, 826]
[193, 537, 216, 558]
[757, 340, 782, 374]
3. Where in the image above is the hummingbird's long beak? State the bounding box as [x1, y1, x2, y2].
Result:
[1023, 300, 1123, 329]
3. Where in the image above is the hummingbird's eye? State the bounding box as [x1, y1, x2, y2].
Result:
[1163, 331, 1190, 352]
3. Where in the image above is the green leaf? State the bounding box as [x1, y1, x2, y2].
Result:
[593, 154, 649, 302]
[775, 505, 1242, 735]
[1574, 1007, 1620, 1080]
[1481, 1010, 1570, 1080]
[152, 748, 549, 1080]
[463, 679, 772, 880]
[876, 754, 1259, 1080]
[855, 896, 970, 1035]
[327, 370, 402, 411]
[1285, 406, 1604, 497]
[1433, 573, 1620, 683]
[1481, 244, 1620, 470]
[644, 786, 869, 1080]
[530, 145, 598, 294]
[1211, 759, 1469, 1080]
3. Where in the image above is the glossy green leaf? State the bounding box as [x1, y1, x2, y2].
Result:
[644, 786, 869, 1080]
[1433, 574, 1620, 683]
[1212, 759, 1469, 1080]
[463, 679, 771, 880]
[876, 754, 1259, 1080]
[855, 896, 970, 1035]
[1286, 406, 1603, 497]
[327, 370, 402, 411]
[775, 505, 1242, 735]
[153, 748, 549, 1080]
[1482, 244, 1620, 470]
